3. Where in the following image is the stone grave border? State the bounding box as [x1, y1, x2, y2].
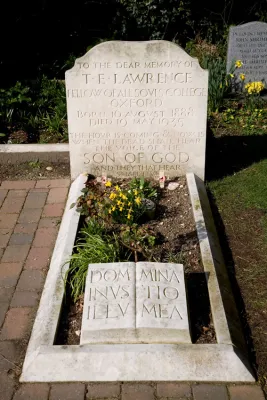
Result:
[0, 143, 69, 164]
[20, 173, 255, 382]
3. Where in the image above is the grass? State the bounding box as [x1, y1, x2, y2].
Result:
[208, 159, 267, 387]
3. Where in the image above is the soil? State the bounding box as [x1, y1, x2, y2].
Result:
[0, 161, 70, 181]
[55, 177, 216, 346]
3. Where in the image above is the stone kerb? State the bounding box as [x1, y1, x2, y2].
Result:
[65, 41, 208, 180]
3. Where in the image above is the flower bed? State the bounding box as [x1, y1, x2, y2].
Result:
[55, 175, 216, 345]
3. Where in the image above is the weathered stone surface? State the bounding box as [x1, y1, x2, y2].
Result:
[66, 41, 208, 180]
[81, 262, 136, 344]
[81, 262, 191, 344]
[136, 262, 191, 343]
[227, 22, 267, 83]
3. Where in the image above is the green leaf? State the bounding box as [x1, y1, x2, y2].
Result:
[70, 202, 76, 209]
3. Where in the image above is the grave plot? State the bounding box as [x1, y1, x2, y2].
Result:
[21, 40, 254, 382]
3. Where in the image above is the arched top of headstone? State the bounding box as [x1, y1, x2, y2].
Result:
[66, 40, 206, 76]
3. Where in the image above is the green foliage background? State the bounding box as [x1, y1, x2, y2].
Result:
[1, 0, 267, 84]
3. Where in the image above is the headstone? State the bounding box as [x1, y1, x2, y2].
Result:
[227, 22, 267, 83]
[66, 41, 208, 181]
[81, 262, 191, 344]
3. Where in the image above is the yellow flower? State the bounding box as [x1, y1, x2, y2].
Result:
[122, 194, 127, 200]
[108, 208, 112, 214]
[127, 214, 132, 220]
[105, 181, 112, 187]
[133, 189, 138, 196]
[119, 192, 124, 198]
[229, 73, 234, 78]
[239, 73, 245, 81]
[117, 200, 121, 206]
[119, 206, 123, 211]
[128, 202, 131, 206]
[111, 206, 116, 211]
[109, 192, 117, 200]
[128, 207, 133, 213]
[235, 60, 243, 68]
[115, 185, 120, 191]
[135, 197, 141, 206]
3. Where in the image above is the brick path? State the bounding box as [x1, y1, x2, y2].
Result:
[0, 179, 265, 400]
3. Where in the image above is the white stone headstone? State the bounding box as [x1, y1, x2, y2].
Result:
[66, 41, 208, 180]
[81, 262, 191, 344]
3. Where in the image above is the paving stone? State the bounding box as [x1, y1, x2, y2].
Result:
[9, 233, 34, 246]
[29, 188, 49, 193]
[14, 223, 38, 234]
[1, 181, 35, 190]
[38, 217, 61, 228]
[0, 228, 12, 248]
[0, 262, 23, 287]
[0, 307, 32, 340]
[11, 290, 40, 307]
[87, 383, 120, 398]
[228, 385, 265, 400]
[0, 287, 14, 303]
[0, 371, 16, 400]
[13, 383, 50, 400]
[157, 383, 192, 398]
[24, 191, 47, 209]
[6, 190, 28, 199]
[18, 208, 42, 224]
[121, 384, 154, 400]
[42, 203, 65, 217]
[2, 245, 30, 263]
[0, 302, 9, 327]
[47, 187, 69, 204]
[0, 197, 25, 213]
[50, 383, 85, 400]
[35, 179, 70, 188]
[24, 247, 52, 270]
[32, 227, 58, 248]
[0, 189, 8, 206]
[0, 340, 24, 363]
[17, 270, 45, 291]
[192, 384, 229, 400]
[0, 213, 18, 229]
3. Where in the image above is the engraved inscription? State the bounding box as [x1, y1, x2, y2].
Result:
[66, 41, 208, 179]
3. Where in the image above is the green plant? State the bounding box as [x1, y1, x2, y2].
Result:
[201, 55, 233, 113]
[129, 177, 157, 200]
[64, 221, 121, 301]
[105, 183, 145, 225]
[119, 224, 156, 262]
[28, 160, 41, 169]
[0, 82, 32, 125]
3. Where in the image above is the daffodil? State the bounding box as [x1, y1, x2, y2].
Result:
[235, 60, 243, 68]
[119, 206, 123, 212]
[239, 73, 245, 81]
[109, 192, 117, 200]
[117, 200, 122, 206]
[127, 214, 132, 220]
[111, 205, 116, 211]
[135, 197, 141, 206]
[115, 185, 120, 191]
[133, 189, 138, 196]
[105, 181, 112, 187]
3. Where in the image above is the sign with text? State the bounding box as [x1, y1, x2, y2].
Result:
[227, 22, 267, 83]
[81, 262, 191, 344]
[66, 41, 208, 180]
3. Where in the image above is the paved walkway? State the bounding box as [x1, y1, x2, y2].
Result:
[0, 179, 265, 400]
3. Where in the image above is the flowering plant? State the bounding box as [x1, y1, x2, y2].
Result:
[105, 182, 145, 224]
[245, 81, 265, 95]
